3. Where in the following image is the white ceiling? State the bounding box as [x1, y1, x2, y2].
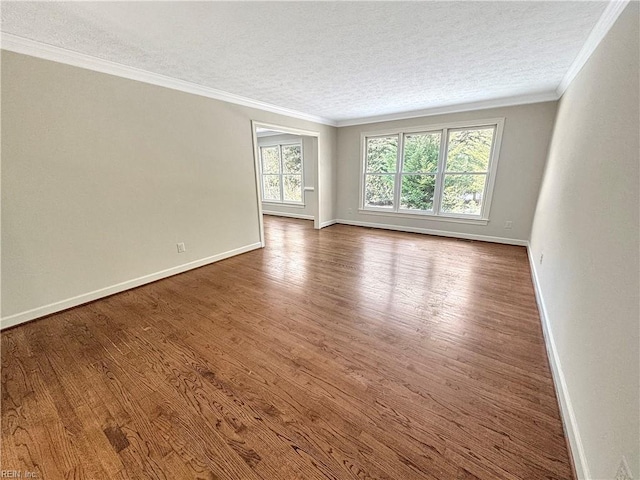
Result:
[1, 1, 608, 124]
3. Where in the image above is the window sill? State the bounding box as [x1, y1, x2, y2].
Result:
[263, 202, 306, 208]
[357, 208, 489, 225]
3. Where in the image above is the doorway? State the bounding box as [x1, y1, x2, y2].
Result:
[251, 121, 320, 247]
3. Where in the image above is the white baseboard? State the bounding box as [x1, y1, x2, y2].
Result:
[526, 244, 590, 480]
[319, 219, 337, 228]
[335, 219, 528, 246]
[0, 242, 262, 330]
[262, 211, 314, 220]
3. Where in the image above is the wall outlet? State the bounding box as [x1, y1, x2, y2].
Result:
[347, 207, 353, 215]
[615, 457, 633, 480]
[177, 242, 186, 253]
[539, 253, 544, 265]
[504, 220, 513, 229]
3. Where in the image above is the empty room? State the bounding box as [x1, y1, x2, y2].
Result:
[1, 2, 638, 480]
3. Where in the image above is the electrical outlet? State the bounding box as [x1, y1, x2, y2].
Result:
[539, 253, 544, 265]
[615, 457, 633, 480]
[347, 207, 353, 215]
[177, 242, 186, 253]
[504, 220, 513, 229]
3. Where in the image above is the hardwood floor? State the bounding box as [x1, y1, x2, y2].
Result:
[1, 216, 573, 479]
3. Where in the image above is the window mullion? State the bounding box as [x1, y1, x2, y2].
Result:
[477, 128, 496, 218]
[433, 128, 448, 215]
[298, 173, 303, 202]
[393, 133, 403, 212]
[259, 148, 265, 201]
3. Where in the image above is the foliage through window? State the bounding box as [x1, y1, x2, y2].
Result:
[261, 143, 303, 204]
[362, 120, 502, 219]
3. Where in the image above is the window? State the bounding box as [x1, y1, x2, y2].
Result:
[361, 119, 503, 221]
[260, 142, 303, 204]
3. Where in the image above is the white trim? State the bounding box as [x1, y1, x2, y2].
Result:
[556, 0, 631, 96]
[7, 32, 597, 129]
[0, 33, 337, 127]
[433, 128, 448, 215]
[250, 122, 320, 138]
[481, 120, 504, 220]
[262, 211, 314, 220]
[526, 243, 589, 480]
[336, 92, 558, 127]
[335, 219, 527, 246]
[358, 132, 367, 215]
[359, 118, 504, 223]
[251, 121, 267, 247]
[360, 117, 507, 137]
[256, 131, 288, 138]
[258, 138, 302, 148]
[356, 209, 489, 225]
[252, 121, 321, 244]
[9, 10, 630, 131]
[0, 242, 262, 331]
[319, 219, 337, 229]
[258, 140, 305, 205]
[262, 202, 306, 209]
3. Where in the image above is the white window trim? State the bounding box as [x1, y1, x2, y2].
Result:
[356, 208, 489, 225]
[358, 117, 505, 222]
[262, 201, 307, 209]
[259, 140, 305, 206]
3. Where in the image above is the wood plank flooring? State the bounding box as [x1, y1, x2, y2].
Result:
[1, 216, 573, 479]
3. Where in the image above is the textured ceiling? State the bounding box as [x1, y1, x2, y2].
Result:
[1, 1, 607, 122]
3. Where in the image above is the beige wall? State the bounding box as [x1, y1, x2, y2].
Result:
[335, 102, 557, 242]
[529, 4, 639, 479]
[319, 126, 338, 226]
[3, 19, 638, 477]
[258, 133, 317, 220]
[1, 51, 336, 324]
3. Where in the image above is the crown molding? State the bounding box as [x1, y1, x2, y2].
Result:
[4, 3, 621, 132]
[0, 33, 338, 127]
[556, 0, 630, 97]
[335, 91, 559, 128]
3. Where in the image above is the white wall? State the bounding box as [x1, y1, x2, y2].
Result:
[529, 4, 639, 479]
[335, 102, 557, 243]
[1, 51, 336, 326]
[258, 133, 316, 220]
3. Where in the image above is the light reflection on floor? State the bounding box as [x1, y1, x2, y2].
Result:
[262, 216, 530, 345]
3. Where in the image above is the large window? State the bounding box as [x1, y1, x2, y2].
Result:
[361, 119, 503, 221]
[260, 142, 303, 204]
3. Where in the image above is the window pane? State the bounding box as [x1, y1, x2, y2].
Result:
[446, 127, 494, 172]
[365, 174, 394, 208]
[403, 132, 441, 173]
[263, 175, 280, 201]
[441, 174, 487, 215]
[282, 145, 302, 174]
[401, 174, 435, 211]
[283, 175, 302, 202]
[261, 146, 280, 174]
[366, 136, 397, 173]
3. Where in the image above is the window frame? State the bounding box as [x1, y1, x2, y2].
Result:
[362, 133, 399, 210]
[359, 118, 504, 224]
[259, 139, 305, 206]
